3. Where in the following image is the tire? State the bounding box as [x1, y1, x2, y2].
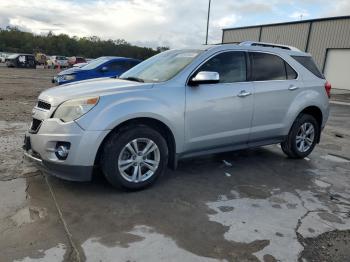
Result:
[281, 114, 319, 159]
[101, 125, 168, 190]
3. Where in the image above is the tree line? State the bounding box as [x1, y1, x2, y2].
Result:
[0, 27, 169, 60]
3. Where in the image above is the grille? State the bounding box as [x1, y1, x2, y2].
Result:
[37, 100, 51, 110]
[29, 118, 42, 133]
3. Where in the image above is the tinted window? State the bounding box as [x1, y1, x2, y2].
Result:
[107, 61, 125, 71]
[286, 63, 297, 79]
[292, 55, 324, 79]
[107, 61, 134, 71]
[251, 52, 286, 81]
[198, 52, 246, 83]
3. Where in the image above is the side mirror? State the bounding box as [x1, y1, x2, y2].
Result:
[189, 71, 219, 86]
[100, 66, 108, 72]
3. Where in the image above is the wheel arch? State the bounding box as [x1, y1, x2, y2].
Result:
[295, 105, 323, 143]
[94, 117, 177, 169]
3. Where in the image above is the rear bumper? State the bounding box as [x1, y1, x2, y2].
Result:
[24, 150, 94, 181]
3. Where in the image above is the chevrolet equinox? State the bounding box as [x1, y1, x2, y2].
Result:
[24, 41, 331, 189]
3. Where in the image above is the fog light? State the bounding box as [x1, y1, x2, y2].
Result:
[55, 142, 70, 160]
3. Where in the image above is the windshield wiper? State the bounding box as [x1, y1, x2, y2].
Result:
[120, 76, 144, 82]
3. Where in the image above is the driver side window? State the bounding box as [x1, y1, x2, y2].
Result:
[198, 51, 246, 83]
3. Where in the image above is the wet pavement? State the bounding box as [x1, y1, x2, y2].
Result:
[0, 102, 349, 262]
[0, 65, 349, 262]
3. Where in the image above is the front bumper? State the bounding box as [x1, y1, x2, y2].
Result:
[23, 118, 109, 182]
[23, 150, 94, 181]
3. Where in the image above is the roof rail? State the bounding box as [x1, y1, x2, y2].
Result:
[239, 41, 301, 51]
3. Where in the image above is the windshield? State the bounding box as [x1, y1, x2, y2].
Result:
[82, 57, 109, 70]
[120, 49, 202, 83]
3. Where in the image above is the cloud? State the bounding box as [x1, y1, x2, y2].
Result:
[289, 10, 310, 19]
[0, 0, 347, 49]
[328, 0, 350, 16]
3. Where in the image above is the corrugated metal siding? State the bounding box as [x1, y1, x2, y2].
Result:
[260, 23, 310, 51]
[222, 17, 350, 71]
[307, 19, 350, 69]
[223, 27, 260, 43]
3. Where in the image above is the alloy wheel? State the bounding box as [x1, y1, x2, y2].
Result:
[295, 122, 315, 152]
[118, 138, 160, 183]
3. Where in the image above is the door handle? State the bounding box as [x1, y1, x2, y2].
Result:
[237, 90, 252, 97]
[288, 85, 299, 91]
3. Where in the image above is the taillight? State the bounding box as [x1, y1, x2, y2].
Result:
[325, 81, 331, 98]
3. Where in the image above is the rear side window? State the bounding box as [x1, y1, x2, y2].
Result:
[107, 61, 131, 71]
[251, 52, 297, 81]
[251, 53, 285, 81]
[198, 51, 246, 83]
[292, 55, 324, 79]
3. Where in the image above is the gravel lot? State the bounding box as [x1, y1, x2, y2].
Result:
[0, 65, 350, 262]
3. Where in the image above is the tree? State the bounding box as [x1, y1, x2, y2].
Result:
[0, 29, 161, 60]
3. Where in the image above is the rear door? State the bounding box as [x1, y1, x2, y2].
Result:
[249, 52, 299, 143]
[185, 51, 254, 152]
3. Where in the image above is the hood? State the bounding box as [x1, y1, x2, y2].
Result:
[39, 78, 153, 106]
[57, 67, 83, 75]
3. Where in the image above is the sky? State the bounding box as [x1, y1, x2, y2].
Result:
[0, 0, 349, 49]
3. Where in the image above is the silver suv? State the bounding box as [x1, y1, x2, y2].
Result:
[24, 42, 331, 190]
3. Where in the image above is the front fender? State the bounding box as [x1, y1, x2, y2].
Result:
[76, 91, 184, 152]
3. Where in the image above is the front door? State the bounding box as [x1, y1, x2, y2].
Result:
[185, 51, 254, 152]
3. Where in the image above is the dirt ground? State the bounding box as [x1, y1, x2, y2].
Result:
[0, 65, 350, 262]
[0, 65, 56, 122]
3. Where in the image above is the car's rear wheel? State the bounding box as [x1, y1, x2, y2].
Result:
[101, 125, 168, 190]
[281, 114, 319, 158]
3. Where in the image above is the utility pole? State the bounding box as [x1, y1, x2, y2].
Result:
[205, 0, 211, 45]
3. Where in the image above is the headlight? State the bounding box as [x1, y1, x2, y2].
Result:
[62, 74, 75, 81]
[53, 97, 99, 122]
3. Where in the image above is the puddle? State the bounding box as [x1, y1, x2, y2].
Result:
[14, 243, 66, 262]
[82, 225, 224, 262]
[207, 189, 350, 261]
[320, 154, 350, 163]
[313, 179, 331, 189]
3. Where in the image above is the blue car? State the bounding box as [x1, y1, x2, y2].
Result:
[52, 56, 141, 85]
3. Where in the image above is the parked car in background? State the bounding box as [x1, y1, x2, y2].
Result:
[68, 56, 87, 67]
[6, 54, 36, 68]
[73, 62, 88, 68]
[0, 53, 8, 63]
[48, 55, 69, 68]
[25, 42, 330, 190]
[52, 56, 141, 85]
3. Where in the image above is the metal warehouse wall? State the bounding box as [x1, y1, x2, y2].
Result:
[308, 18, 350, 69]
[260, 23, 310, 51]
[222, 27, 260, 43]
[222, 16, 350, 71]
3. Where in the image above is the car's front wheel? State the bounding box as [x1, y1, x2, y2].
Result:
[281, 114, 319, 158]
[101, 125, 168, 190]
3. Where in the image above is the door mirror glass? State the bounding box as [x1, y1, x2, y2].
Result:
[190, 71, 219, 85]
[100, 66, 108, 72]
